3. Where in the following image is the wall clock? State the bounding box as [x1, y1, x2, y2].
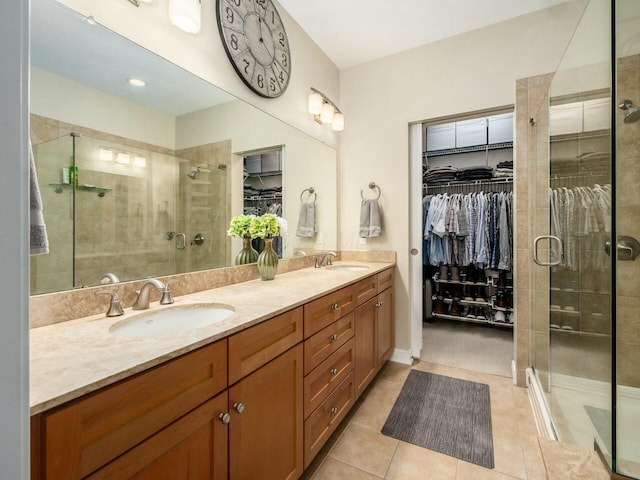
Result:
[216, 0, 291, 98]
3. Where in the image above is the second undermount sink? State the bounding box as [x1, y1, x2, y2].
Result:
[110, 304, 235, 338]
[325, 265, 370, 272]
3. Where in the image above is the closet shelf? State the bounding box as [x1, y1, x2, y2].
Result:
[549, 326, 608, 338]
[423, 141, 513, 158]
[432, 312, 513, 328]
[549, 308, 580, 315]
[431, 296, 490, 307]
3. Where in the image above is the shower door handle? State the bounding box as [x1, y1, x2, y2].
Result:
[533, 235, 563, 266]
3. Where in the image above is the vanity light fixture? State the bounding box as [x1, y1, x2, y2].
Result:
[169, 0, 202, 34]
[128, 78, 147, 87]
[308, 87, 344, 131]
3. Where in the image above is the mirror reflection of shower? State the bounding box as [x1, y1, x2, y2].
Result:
[618, 99, 640, 123]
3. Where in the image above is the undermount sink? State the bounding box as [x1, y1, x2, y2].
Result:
[110, 304, 235, 338]
[325, 265, 370, 272]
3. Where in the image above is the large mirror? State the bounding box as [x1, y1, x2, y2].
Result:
[29, 0, 337, 295]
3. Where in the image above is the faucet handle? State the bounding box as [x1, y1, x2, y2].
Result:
[94, 290, 124, 317]
[160, 279, 177, 305]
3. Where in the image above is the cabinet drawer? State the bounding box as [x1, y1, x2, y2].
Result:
[377, 267, 394, 293]
[41, 340, 227, 479]
[303, 286, 356, 339]
[354, 275, 377, 305]
[303, 372, 355, 468]
[304, 339, 354, 418]
[229, 307, 303, 384]
[303, 312, 354, 375]
[86, 391, 229, 480]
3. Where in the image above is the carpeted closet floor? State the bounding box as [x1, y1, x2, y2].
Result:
[421, 318, 513, 378]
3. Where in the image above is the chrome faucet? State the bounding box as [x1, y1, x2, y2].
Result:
[100, 272, 120, 284]
[94, 289, 124, 317]
[314, 251, 337, 268]
[132, 278, 165, 310]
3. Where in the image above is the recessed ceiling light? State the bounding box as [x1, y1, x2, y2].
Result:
[128, 78, 147, 87]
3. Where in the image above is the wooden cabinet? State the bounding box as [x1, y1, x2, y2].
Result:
[354, 296, 378, 398]
[228, 345, 303, 480]
[87, 392, 229, 480]
[377, 287, 394, 365]
[354, 267, 395, 399]
[32, 265, 394, 480]
[35, 341, 227, 480]
[227, 307, 304, 480]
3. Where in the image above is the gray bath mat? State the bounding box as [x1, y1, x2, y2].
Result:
[381, 370, 494, 468]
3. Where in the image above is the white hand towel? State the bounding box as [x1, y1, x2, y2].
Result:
[359, 199, 382, 237]
[29, 142, 49, 255]
[296, 201, 317, 237]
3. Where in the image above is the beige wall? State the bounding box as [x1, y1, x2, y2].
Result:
[339, 1, 588, 357]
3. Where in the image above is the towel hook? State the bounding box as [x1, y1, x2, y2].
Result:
[300, 186, 316, 203]
[360, 182, 381, 200]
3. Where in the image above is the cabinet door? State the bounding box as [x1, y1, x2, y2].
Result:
[86, 392, 229, 480]
[354, 297, 377, 399]
[376, 288, 394, 365]
[41, 341, 227, 479]
[229, 345, 303, 480]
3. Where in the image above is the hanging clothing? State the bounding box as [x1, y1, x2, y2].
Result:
[422, 190, 513, 270]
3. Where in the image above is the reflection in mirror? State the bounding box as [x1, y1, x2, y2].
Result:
[30, 0, 337, 295]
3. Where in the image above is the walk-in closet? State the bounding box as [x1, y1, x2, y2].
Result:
[421, 111, 515, 377]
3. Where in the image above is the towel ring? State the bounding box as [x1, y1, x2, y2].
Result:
[360, 182, 381, 200]
[300, 187, 316, 203]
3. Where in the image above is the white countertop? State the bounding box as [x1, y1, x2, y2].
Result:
[30, 261, 394, 415]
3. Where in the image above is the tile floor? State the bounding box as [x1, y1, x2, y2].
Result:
[301, 359, 611, 479]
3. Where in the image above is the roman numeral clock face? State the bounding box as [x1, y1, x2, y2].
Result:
[216, 0, 291, 98]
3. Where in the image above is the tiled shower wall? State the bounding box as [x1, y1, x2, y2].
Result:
[514, 73, 554, 387]
[616, 54, 640, 388]
[30, 114, 229, 294]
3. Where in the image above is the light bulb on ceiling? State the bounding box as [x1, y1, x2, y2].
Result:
[308, 92, 323, 115]
[169, 0, 201, 34]
[320, 103, 335, 124]
[331, 112, 345, 132]
[128, 78, 147, 87]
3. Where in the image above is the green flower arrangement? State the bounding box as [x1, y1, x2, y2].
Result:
[249, 213, 281, 238]
[227, 214, 255, 239]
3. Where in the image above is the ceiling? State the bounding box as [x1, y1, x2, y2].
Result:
[277, 0, 570, 69]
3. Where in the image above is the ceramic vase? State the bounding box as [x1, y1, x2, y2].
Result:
[235, 237, 259, 265]
[257, 237, 278, 280]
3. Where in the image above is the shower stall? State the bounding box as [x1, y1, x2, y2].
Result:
[527, 0, 640, 477]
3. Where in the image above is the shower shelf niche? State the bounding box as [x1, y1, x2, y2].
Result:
[48, 183, 112, 197]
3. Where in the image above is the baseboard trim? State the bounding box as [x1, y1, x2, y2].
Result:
[526, 368, 557, 440]
[390, 348, 413, 365]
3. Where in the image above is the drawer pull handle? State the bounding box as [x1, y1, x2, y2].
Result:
[218, 412, 231, 424]
[331, 303, 339, 311]
[330, 407, 338, 415]
[329, 334, 338, 342]
[375, 302, 381, 308]
[233, 402, 245, 414]
[330, 368, 338, 375]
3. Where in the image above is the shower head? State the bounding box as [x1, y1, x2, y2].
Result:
[187, 167, 200, 179]
[618, 99, 640, 123]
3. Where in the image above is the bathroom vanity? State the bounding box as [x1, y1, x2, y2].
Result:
[29, 261, 394, 480]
